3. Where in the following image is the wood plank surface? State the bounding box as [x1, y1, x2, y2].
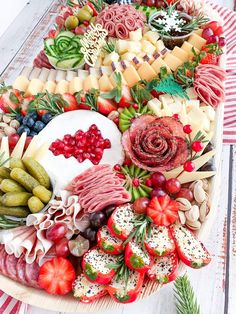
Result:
[0, 0, 235, 314]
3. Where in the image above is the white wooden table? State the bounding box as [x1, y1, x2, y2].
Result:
[0, 1, 235, 313]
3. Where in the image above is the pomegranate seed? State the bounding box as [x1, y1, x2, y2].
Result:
[133, 103, 139, 110]
[104, 139, 111, 148]
[97, 139, 105, 148]
[132, 177, 140, 187]
[183, 124, 192, 134]
[64, 146, 74, 153]
[184, 161, 195, 172]
[123, 157, 132, 166]
[191, 141, 204, 152]
[116, 173, 126, 179]
[54, 150, 61, 156]
[89, 124, 98, 131]
[145, 178, 153, 187]
[64, 134, 72, 141]
[173, 114, 180, 120]
[64, 152, 72, 158]
[114, 164, 121, 171]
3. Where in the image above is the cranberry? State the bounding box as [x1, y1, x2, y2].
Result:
[219, 37, 226, 47]
[172, 114, 180, 120]
[132, 178, 140, 187]
[133, 103, 139, 110]
[183, 124, 192, 134]
[184, 161, 195, 172]
[116, 173, 126, 179]
[114, 164, 121, 171]
[191, 141, 204, 152]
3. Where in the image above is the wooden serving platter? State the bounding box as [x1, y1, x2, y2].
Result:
[0, 1, 226, 313]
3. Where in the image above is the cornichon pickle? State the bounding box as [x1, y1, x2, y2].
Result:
[0, 167, 11, 179]
[10, 168, 40, 192]
[28, 196, 45, 213]
[33, 185, 52, 203]
[0, 179, 25, 193]
[0, 205, 29, 217]
[10, 158, 26, 170]
[23, 158, 50, 189]
[2, 192, 32, 206]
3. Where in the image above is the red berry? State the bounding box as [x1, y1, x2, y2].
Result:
[132, 177, 140, 187]
[151, 188, 167, 198]
[165, 178, 181, 194]
[172, 114, 180, 120]
[116, 173, 126, 179]
[123, 157, 132, 166]
[150, 172, 166, 188]
[184, 161, 195, 172]
[183, 124, 192, 134]
[132, 103, 139, 110]
[207, 35, 219, 44]
[145, 178, 153, 187]
[113, 164, 121, 171]
[219, 37, 226, 47]
[191, 141, 204, 152]
[204, 21, 220, 33]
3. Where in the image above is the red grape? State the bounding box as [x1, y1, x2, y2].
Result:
[202, 28, 214, 40]
[165, 178, 181, 194]
[46, 223, 68, 242]
[207, 35, 219, 44]
[133, 197, 150, 214]
[219, 37, 226, 47]
[150, 172, 166, 188]
[25, 137, 32, 150]
[151, 188, 167, 198]
[8, 133, 20, 151]
[191, 141, 204, 152]
[68, 235, 89, 257]
[55, 238, 70, 258]
[147, 0, 156, 6]
[184, 161, 195, 172]
[204, 21, 220, 33]
[176, 188, 194, 202]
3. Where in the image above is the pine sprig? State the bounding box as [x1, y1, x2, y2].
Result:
[174, 275, 200, 314]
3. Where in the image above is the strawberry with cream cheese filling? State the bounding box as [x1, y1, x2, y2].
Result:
[170, 224, 211, 268]
[82, 246, 117, 284]
[97, 225, 125, 255]
[147, 252, 179, 284]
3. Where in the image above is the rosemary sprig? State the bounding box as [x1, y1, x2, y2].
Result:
[0, 215, 25, 229]
[174, 275, 200, 314]
[131, 84, 152, 106]
[103, 41, 116, 54]
[181, 14, 209, 33]
[107, 254, 130, 288]
[83, 88, 100, 110]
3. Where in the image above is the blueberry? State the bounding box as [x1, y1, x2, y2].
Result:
[17, 125, 30, 136]
[29, 131, 38, 137]
[22, 116, 35, 128]
[33, 121, 45, 133]
[15, 114, 23, 123]
[27, 112, 38, 121]
[41, 113, 53, 124]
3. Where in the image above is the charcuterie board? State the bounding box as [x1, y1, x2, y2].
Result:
[0, 0, 226, 312]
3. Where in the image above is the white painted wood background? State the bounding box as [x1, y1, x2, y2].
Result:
[0, 1, 235, 314]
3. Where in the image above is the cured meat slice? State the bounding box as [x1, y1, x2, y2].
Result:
[104, 21, 115, 37]
[2, 250, 9, 276]
[5, 254, 18, 280]
[25, 261, 40, 288]
[0, 246, 5, 273]
[16, 256, 28, 284]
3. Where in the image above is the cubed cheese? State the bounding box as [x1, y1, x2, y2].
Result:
[116, 40, 129, 54]
[168, 102, 183, 114]
[123, 65, 141, 87]
[129, 28, 143, 41]
[155, 40, 165, 52]
[103, 51, 120, 66]
[163, 53, 183, 71]
[43, 81, 56, 93]
[89, 67, 101, 78]
[151, 57, 171, 74]
[188, 107, 210, 132]
[147, 98, 162, 116]
[186, 87, 198, 99]
[95, 56, 103, 67]
[141, 40, 156, 55]
[83, 75, 99, 91]
[185, 100, 200, 112]
[69, 77, 83, 94]
[128, 41, 142, 54]
[171, 46, 189, 62]
[100, 66, 113, 76]
[159, 94, 174, 104]
[181, 42, 200, 58]
[200, 105, 215, 122]
[188, 33, 207, 50]
[121, 52, 137, 62]
[137, 61, 157, 81]
[26, 79, 44, 96]
[110, 71, 127, 87]
[99, 74, 114, 91]
[13, 76, 29, 92]
[143, 31, 160, 45]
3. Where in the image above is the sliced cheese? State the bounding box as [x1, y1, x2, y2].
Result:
[22, 135, 39, 158]
[141, 40, 156, 55]
[103, 51, 120, 66]
[33, 142, 50, 162]
[11, 132, 27, 159]
[0, 136, 10, 167]
[77, 69, 89, 79]
[83, 75, 99, 91]
[55, 80, 69, 94]
[143, 31, 160, 45]
[89, 67, 101, 78]
[164, 150, 216, 179]
[110, 71, 127, 87]
[181, 41, 200, 59]
[188, 33, 207, 51]
[151, 57, 171, 74]
[69, 77, 83, 94]
[13, 76, 29, 92]
[129, 28, 143, 41]
[99, 74, 114, 92]
[121, 52, 137, 62]
[178, 171, 216, 184]
[123, 65, 141, 87]
[147, 98, 162, 116]
[116, 40, 129, 54]
[163, 53, 183, 71]
[155, 40, 165, 52]
[137, 61, 157, 81]
[100, 66, 113, 76]
[128, 41, 142, 54]
[171, 46, 189, 62]
[43, 81, 56, 93]
[26, 78, 44, 96]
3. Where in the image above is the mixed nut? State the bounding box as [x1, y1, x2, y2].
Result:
[0, 114, 20, 138]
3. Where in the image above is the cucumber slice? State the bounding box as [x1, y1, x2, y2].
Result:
[56, 31, 75, 39]
[56, 57, 84, 69]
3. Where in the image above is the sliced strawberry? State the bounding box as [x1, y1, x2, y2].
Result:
[21, 96, 35, 116]
[0, 88, 23, 113]
[97, 97, 116, 115]
[38, 257, 76, 295]
[146, 195, 179, 227]
[61, 93, 79, 112]
[119, 85, 133, 108]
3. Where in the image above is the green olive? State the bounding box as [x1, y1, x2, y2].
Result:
[90, 16, 96, 24]
[77, 9, 92, 23]
[83, 5, 94, 16]
[65, 15, 79, 30]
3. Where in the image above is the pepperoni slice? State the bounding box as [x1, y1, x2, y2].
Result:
[25, 261, 40, 288]
[5, 254, 18, 280]
[16, 256, 28, 284]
